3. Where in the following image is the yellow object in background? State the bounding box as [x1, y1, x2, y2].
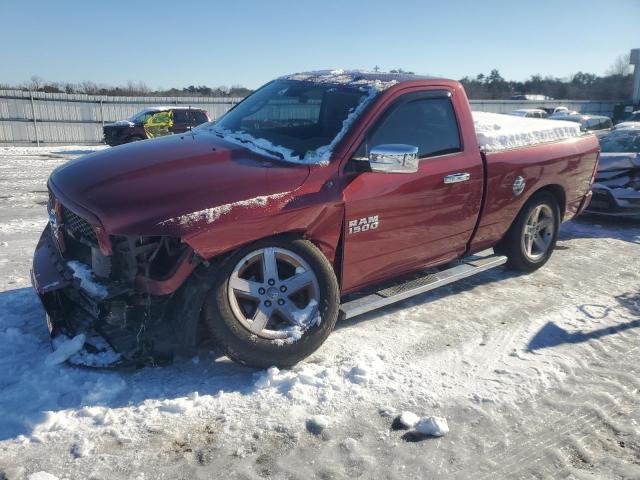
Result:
[144, 110, 173, 138]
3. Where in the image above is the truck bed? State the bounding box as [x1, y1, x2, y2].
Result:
[473, 111, 582, 152]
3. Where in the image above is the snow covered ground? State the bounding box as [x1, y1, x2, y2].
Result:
[0, 147, 639, 479]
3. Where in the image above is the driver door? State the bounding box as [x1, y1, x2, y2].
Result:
[341, 90, 484, 293]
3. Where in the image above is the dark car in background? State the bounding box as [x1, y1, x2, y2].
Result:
[616, 110, 640, 124]
[103, 107, 210, 146]
[585, 128, 640, 217]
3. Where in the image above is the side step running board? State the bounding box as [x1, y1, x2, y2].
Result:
[339, 251, 507, 319]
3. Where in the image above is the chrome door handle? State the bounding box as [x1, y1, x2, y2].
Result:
[444, 173, 471, 184]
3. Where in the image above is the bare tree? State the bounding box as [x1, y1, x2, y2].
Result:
[28, 75, 44, 91]
[606, 53, 632, 76]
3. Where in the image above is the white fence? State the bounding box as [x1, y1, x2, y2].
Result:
[0, 90, 620, 146]
[0, 90, 242, 145]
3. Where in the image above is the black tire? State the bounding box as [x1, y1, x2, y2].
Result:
[203, 237, 340, 369]
[497, 191, 560, 272]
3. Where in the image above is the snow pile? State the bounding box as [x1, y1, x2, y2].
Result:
[395, 411, 449, 437]
[46, 334, 86, 366]
[66, 261, 108, 299]
[398, 411, 420, 428]
[70, 437, 94, 458]
[473, 111, 581, 152]
[159, 191, 290, 228]
[415, 416, 449, 437]
[67, 334, 121, 367]
[282, 69, 401, 92]
[28, 472, 60, 480]
[305, 415, 330, 434]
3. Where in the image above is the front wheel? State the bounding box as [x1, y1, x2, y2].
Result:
[497, 191, 560, 272]
[203, 237, 340, 368]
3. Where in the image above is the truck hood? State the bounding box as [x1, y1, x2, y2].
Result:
[49, 133, 310, 235]
[597, 152, 640, 172]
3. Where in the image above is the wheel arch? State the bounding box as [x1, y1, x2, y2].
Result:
[495, 183, 566, 252]
[534, 184, 566, 219]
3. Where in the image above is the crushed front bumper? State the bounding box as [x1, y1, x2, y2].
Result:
[31, 225, 127, 366]
[31, 225, 181, 367]
[585, 185, 640, 218]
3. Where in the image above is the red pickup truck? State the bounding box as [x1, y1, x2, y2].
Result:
[31, 71, 599, 368]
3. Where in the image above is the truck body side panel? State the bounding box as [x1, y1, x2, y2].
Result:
[469, 135, 600, 253]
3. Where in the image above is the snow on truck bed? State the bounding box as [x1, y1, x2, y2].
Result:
[473, 111, 582, 152]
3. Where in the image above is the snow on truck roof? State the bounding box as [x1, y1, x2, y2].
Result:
[281, 69, 439, 91]
[473, 111, 582, 152]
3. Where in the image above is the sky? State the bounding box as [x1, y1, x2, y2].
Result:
[0, 0, 638, 90]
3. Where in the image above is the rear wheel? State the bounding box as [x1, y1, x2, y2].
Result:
[498, 192, 560, 272]
[203, 237, 339, 368]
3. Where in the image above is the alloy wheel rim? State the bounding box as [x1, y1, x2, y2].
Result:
[227, 247, 320, 340]
[521, 204, 555, 261]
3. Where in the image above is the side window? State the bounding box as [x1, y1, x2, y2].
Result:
[172, 110, 189, 123]
[192, 111, 208, 124]
[367, 96, 461, 159]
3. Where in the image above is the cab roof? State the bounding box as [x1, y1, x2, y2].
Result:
[281, 69, 442, 91]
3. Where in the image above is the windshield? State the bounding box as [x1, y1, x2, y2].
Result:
[200, 80, 371, 162]
[600, 131, 640, 153]
[128, 110, 160, 124]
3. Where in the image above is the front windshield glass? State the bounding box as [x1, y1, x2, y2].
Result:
[128, 110, 158, 124]
[600, 131, 640, 153]
[200, 80, 371, 162]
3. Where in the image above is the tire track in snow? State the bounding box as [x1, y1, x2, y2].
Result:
[470, 337, 640, 479]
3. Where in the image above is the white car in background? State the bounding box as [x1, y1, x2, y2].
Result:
[548, 113, 613, 138]
[510, 108, 548, 118]
[612, 121, 640, 131]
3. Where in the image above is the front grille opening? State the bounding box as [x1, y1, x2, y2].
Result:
[61, 205, 98, 246]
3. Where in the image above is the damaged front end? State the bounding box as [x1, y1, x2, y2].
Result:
[586, 153, 640, 218]
[31, 192, 212, 367]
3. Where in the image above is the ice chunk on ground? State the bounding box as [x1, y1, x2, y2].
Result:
[397, 411, 420, 429]
[66, 261, 108, 299]
[67, 335, 121, 367]
[341, 437, 358, 451]
[346, 355, 385, 384]
[28, 473, 60, 480]
[472, 111, 581, 152]
[415, 416, 449, 437]
[306, 415, 330, 434]
[45, 334, 86, 366]
[70, 437, 94, 458]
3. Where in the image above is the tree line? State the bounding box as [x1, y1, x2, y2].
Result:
[0, 77, 253, 98]
[460, 69, 633, 101]
[0, 55, 634, 100]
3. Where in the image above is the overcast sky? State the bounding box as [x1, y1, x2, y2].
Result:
[1, 0, 638, 89]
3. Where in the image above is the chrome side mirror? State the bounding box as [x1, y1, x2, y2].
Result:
[368, 144, 419, 173]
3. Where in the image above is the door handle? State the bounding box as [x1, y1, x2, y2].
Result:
[444, 173, 471, 184]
